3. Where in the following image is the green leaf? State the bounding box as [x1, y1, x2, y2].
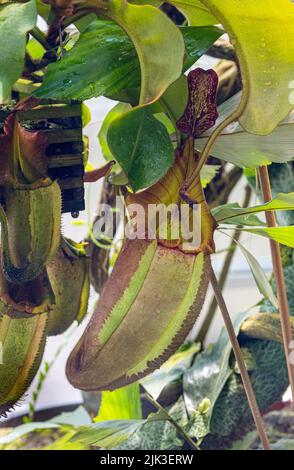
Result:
[0, 407, 91, 446]
[154, 112, 175, 136]
[130, 0, 217, 26]
[159, 75, 188, 125]
[35, 20, 139, 101]
[51, 406, 92, 427]
[71, 419, 145, 448]
[35, 19, 219, 102]
[0, 422, 59, 445]
[65, 0, 183, 104]
[200, 0, 294, 135]
[215, 203, 266, 227]
[200, 164, 220, 189]
[159, 24, 222, 122]
[235, 240, 278, 307]
[183, 25, 222, 69]
[183, 311, 251, 440]
[141, 342, 200, 400]
[158, 397, 189, 450]
[231, 431, 258, 450]
[106, 0, 185, 104]
[99, 102, 131, 161]
[36, 0, 51, 20]
[213, 192, 294, 223]
[240, 226, 294, 249]
[197, 93, 294, 168]
[0, 0, 37, 101]
[107, 107, 174, 191]
[245, 165, 294, 226]
[220, 211, 266, 227]
[95, 383, 142, 421]
[74, 13, 97, 32]
[261, 265, 294, 316]
[271, 439, 294, 451]
[26, 37, 45, 60]
[166, 0, 217, 26]
[268, 164, 294, 226]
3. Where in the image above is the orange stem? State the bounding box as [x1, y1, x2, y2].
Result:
[258, 165, 294, 408]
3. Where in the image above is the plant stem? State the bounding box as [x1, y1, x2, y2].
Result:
[62, 10, 90, 28]
[30, 27, 56, 54]
[209, 262, 270, 450]
[184, 103, 246, 193]
[258, 165, 294, 407]
[142, 390, 200, 451]
[197, 185, 252, 344]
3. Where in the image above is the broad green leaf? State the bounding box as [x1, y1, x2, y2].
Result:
[235, 240, 278, 307]
[271, 439, 294, 451]
[51, 406, 92, 427]
[160, 75, 188, 124]
[200, 0, 294, 135]
[141, 342, 201, 400]
[267, 164, 294, 226]
[169, 0, 217, 26]
[74, 13, 97, 32]
[240, 226, 294, 249]
[128, 0, 162, 5]
[134, 0, 217, 25]
[99, 102, 131, 161]
[222, 214, 265, 227]
[26, 37, 45, 60]
[0, 422, 59, 445]
[183, 311, 251, 440]
[183, 25, 222, 69]
[35, 19, 220, 102]
[215, 202, 266, 227]
[71, 419, 146, 448]
[36, 0, 51, 20]
[95, 383, 142, 421]
[158, 397, 191, 450]
[213, 193, 294, 223]
[101, 106, 220, 190]
[115, 420, 168, 450]
[41, 430, 88, 451]
[110, 0, 184, 103]
[245, 164, 294, 226]
[107, 107, 174, 191]
[108, 25, 222, 105]
[101, 0, 185, 104]
[261, 265, 294, 316]
[168, 0, 217, 26]
[0, 0, 37, 102]
[0, 407, 91, 445]
[200, 164, 220, 189]
[160, 26, 221, 123]
[116, 397, 187, 450]
[35, 20, 139, 101]
[231, 431, 259, 451]
[197, 93, 294, 168]
[154, 112, 175, 136]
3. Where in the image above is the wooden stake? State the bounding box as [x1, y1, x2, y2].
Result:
[197, 186, 252, 344]
[258, 165, 294, 406]
[209, 264, 270, 450]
